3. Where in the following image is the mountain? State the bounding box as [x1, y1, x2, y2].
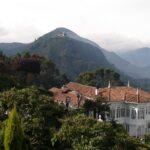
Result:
[1, 27, 150, 82]
[28, 27, 150, 81]
[28, 28, 113, 78]
[37, 27, 101, 48]
[102, 50, 150, 79]
[118, 47, 150, 67]
[0, 42, 27, 56]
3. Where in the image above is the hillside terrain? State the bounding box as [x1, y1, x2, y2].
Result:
[0, 27, 150, 89]
[118, 47, 150, 67]
[102, 50, 150, 79]
[28, 36, 113, 78]
[0, 42, 27, 56]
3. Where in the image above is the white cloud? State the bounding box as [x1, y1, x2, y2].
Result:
[87, 33, 150, 52]
[0, 27, 9, 37]
[0, 0, 150, 51]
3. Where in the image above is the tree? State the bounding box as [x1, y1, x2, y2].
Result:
[13, 57, 41, 74]
[37, 58, 69, 88]
[0, 121, 5, 150]
[83, 96, 110, 120]
[144, 134, 150, 149]
[77, 68, 124, 87]
[52, 114, 143, 150]
[4, 107, 23, 150]
[0, 86, 66, 149]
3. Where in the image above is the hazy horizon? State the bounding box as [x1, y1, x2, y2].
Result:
[1, 0, 150, 52]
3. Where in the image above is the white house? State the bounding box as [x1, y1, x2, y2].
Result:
[50, 82, 150, 137]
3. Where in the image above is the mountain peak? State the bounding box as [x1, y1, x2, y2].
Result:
[54, 27, 75, 33]
[40, 27, 100, 48]
[48, 27, 85, 40]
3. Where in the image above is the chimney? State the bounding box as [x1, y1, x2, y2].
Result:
[136, 88, 140, 103]
[108, 81, 111, 89]
[95, 84, 100, 96]
[108, 81, 111, 101]
[95, 88, 99, 96]
[127, 80, 130, 87]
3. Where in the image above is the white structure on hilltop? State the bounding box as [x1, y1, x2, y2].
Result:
[50, 82, 150, 137]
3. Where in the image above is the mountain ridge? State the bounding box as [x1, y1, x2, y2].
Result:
[0, 27, 150, 81]
[118, 47, 150, 67]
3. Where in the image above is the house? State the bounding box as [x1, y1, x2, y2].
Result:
[49, 82, 150, 137]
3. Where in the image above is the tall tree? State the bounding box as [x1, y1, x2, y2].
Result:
[4, 107, 23, 150]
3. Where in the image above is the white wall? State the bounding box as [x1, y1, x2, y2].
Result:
[109, 101, 150, 137]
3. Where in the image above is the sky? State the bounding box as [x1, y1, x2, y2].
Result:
[0, 0, 150, 52]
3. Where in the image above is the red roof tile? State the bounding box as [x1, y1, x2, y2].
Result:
[49, 87, 85, 108]
[50, 83, 150, 107]
[66, 82, 96, 98]
[66, 82, 150, 103]
[101, 87, 150, 103]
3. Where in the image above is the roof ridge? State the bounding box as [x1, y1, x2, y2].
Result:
[68, 82, 96, 89]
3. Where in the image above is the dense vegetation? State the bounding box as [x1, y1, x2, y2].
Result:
[52, 115, 143, 150]
[0, 52, 68, 90]
[0, 87, 66, 150]
[0, 87, 148, 150]
[29, 36, 113, 79]
[4, 107, 24, 150]
[77, 68, 124, 87]
[0, 51, 149, 149]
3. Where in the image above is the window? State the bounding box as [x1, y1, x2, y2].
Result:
[66, 96, 71, 108]
[147, 106, 150, 115]
[131, 108, 137, 119]
[121, 108, 125, 117]
[117, 107, 121, 118]
[126, 107, 130, 117]
[138, 107, 145, 119]
[125, 124, 130, 132]
[147, 122, 150, 129]
[110, 109, 115, 118]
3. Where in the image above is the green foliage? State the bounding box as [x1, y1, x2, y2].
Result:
[0, 75, 16, 92]
[84, 96, 110, 120]
[29, 36, 112, 79]
[144, 134, 150, 149]
[0, 53, 69, 89]
[77, 68, 124, 87]
[52, 115, 143, 150]
[0, 86, 66, 150]
[4, 107, 23, 150]
[0, 121, 5, 150]
[37, 58, 69, 88]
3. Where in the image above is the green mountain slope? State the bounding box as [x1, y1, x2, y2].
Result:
[1, 27, 150, 83]
[29, 36, 113, 78]
[0, 42, 27, 56]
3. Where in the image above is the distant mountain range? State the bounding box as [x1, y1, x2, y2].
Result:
[0, 42, 27, 56]
[103, 50, 150, 79]
[118, 47, 150, 67]
[0, 27, 150, 83]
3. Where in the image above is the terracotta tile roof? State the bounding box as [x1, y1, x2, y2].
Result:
[66, 82, 150, 103]
[66, 82, 96, 99]
[101, 87, 150, 103]
[50, 83, 150, 107]
[49, 87, 85, 108]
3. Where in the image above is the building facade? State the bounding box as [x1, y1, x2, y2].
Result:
[50, 82, 150, 137]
